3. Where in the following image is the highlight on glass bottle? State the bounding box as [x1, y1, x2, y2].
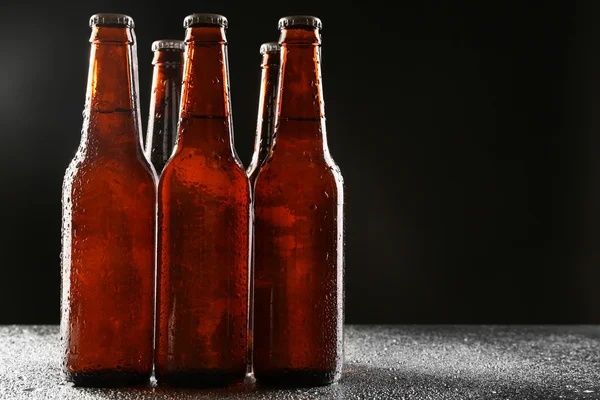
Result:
[60, 13, 157, 387]
[144, 39, 185, 175]
[154, 13, 251, 388]
[252, 15, 345, 387]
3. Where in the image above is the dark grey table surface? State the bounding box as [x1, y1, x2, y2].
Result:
[0, 325, 599, 399]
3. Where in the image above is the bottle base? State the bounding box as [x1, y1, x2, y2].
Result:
[156, 370, 246, 388]
[65, 370, 151, 387]
[254, 369, 340, 387]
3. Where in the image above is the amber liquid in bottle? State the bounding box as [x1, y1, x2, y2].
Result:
[60, 15, 156, 387]
[253, 19, 345, 386]
[155, 15, 250, 387]
[144, 41, 184, 175]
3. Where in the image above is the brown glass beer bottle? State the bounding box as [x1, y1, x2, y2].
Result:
[144, 40, 185, 175]
[155, 13, 250, 387]
[246, 41, 280, 375]
[60, 13, 157, 387]
[253, 16, 345, 386]
[247, 42, 281, 186]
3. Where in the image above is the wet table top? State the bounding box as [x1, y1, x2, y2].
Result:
[0, 325, 599, 399]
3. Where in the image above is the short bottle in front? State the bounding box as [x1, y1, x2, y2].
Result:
[253, 16, 345, 387]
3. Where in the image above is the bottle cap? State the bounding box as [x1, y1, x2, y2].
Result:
[260, 42, 281, 55]
[89, 13, 134, 28]
[278, 15, 322, 30]
[183, 13, 228, 28]
[152, 40, 185, 51]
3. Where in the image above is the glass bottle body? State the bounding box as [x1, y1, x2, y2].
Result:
[246, 44, 280, 375]
[155, 23, 250, 387]
[61, 22, 157, 387]
[253, 25, 344, 386]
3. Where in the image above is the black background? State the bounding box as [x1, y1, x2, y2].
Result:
[1, 1, 598, 324]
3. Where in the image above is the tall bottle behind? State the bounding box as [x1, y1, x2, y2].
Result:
[155, 13, 250, 387]
[144, 40, 185, 174]
[247, 42, 281, 186]
[60, 13, 157, 387]
[253, 16, 344, 386]
[246, 41, 281, 374]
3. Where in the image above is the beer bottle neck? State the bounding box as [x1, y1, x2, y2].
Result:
[149, 50, 184, 120]
[276, 28, 326, 145]
[86, 26, 138, 113]
[146, 50, 183, 166]
[248, 51, 279, 179]
[177, 27, 233, 151]
[152, 49, 184, 69]
[83, 26, 142, 151]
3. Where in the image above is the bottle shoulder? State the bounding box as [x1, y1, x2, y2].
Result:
[64, 149, 157, 189]
[255, 155, 342, 192]
[160, 149, 249, 189]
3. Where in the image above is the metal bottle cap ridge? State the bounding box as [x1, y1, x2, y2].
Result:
[278, 15, 322, 30]
[183, 13, 228, 28]
[152, 40, 185, 51]
[260, 42, 281, 55]
[89, 13, 134, 28]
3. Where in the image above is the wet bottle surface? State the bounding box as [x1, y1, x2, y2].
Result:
[155, 13, 250, 387]
[253, 16, 345, 386]
[60, 14, 157, 387]
[246, 42, 281, 375]
[144, 40, 184, 175]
